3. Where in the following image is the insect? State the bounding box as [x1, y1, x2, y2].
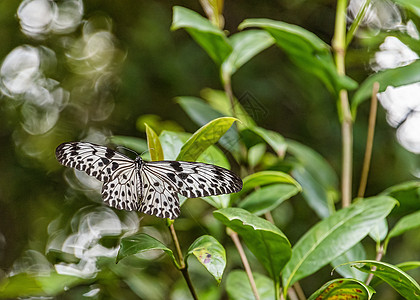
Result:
[55, 142, 242, 219]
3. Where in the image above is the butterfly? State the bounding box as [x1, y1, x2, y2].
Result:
[55, 142, 243, 219]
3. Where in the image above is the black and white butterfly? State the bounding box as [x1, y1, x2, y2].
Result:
[56, 142, 242, 219]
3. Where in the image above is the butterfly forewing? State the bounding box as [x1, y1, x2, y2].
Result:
[56, 142, 243, 219]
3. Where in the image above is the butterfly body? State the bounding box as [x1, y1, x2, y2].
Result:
[56, 142, 242, 219]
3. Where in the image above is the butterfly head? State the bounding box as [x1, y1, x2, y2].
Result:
[135, 155, 143, 165]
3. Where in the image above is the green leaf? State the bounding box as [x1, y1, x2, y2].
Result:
[240, 171, 301, 195]
[177, 117, 238, 161]
[239, 184, 299, 215]
[385, 210, 420, 249]
[308, 278, 375, 300]
[145, 124, 164, 161]
[331, 243, 368, 281]
[282, 196, 397, 292]
[370, 261, 420, 287]
[380, 181, 420, 216]
[109, 136, 148, 154]
[171, 6, 231, 66]
[186, 235, 226, 283]
[0, 272, 87, 298]
[391, 0, 420, 17]
[222, 30, 274, 80]
[368, 219, 388, 243]
[352, 260, 420, 300]
[248, 143, 266, 169]
[226, 270, 275, 300]
[116, 233, 179, 268]
[214, 207, 292, 280]
[239, 18, 357, 93]
[249, 126, 287, 157]
[351, 60, 420, 116]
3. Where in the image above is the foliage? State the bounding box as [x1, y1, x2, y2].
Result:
[1, 0, 420, 299]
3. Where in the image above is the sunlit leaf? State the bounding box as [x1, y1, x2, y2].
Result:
[351, 60, 420, 116]
[145, 123, 164, 161]
[239, 184, 299, 215]
[352, 260, 420, 300]
[117, 233, 179, 268]
[226, 270, 275, 300]
[282, 196, 397, 291]
[172, 6, 231, 66]
[240, 171, 301, 195]
[239, 18, 357, 94]
[186, 235, 226, 283]
[214, 207, 291, 280]
[308, 278, 375, 300]
[177, 117, 238, 161]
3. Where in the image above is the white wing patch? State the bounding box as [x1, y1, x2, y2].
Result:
[56, 142, 243, 220]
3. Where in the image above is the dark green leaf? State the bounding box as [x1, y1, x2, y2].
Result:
[145, 124, 164, 161]
[226, 270, 275, 300]
[239, 18, 357, 93]
[282, 196, 397, 291]
[352, 260, 420, 300]
[186, 235, 226, 283]
[117, 233, 179, 268]
[387, 210, 420, 242]
[214, 207, 291, 280]
[308, 278, 375, 300]
[331, 243, 368, 281]
[109, 136, 148, 154]
[239, 184, 299, 215]
[351, 60, 420, 116]
[171, 6, 231, 66]
[177, 117, 238, 161]
[380, 181, 420, 216]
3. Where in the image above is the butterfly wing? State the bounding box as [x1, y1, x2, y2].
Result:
[55, 142, 140, 210]
[142, 161, 243, 199]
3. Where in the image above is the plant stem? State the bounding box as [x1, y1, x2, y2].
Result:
[228, 229, 260, 300]
[365, 244, 384, 285]
[346, 0, 371, 47]
[293, 282, 306, 300]
[333, 0, 353, 208]
[264, 212, 275, 224]
[223, 77, 237, 118]
[168, 223, 198, 299]
[357, 82, 379, 198]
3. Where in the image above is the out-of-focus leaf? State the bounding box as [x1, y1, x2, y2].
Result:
[186, 235, 226, 283]
[177, 117, 238, 161]
[109, 136, 147, 154]
[145, 124, 164, 161]
[391, 0, 420, 17]
[222, 30, 274, 80]
[171, 6, 231, 66]
[352, 260, 420, 300]
[239, 184, 299, 215]
[0, 272, 88, 298]
[380, 181, 420, 216]
[117, 233, 179, 268]
[248, 143, 266, 169]
[331, 243, 368, 281]
[240, 171, 301, 195]
[385, 210, 420, 250]
[282, 196, 397, 292]
[176, 96, 240, 153]
[249, 126, 287, 158]
[369, 219, 388, 243]
[214, 207, 291, 280]
[239, 18, 357, 93]
[202, 194, 230, 209]
[351, 60, 420, 116]
[226, 270, 274, 300]
[308, 278, 375, 300]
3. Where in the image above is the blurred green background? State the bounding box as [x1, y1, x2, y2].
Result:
[1, 0, 419, 299]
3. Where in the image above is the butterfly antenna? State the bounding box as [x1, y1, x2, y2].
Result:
[116, 146, 139, 156]
[140, 148, 152, 156]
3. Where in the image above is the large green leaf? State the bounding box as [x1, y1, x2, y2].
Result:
[351, 60, 420, 116]
[226, 270, 274, 300]
[171, 6, 231, 66]
[186, 235, 226, 284]
[116, 233, 179, 268]
[221, 30, 274, 81]
[380, 181, 420, 216]
[0, 272, 88, 298]
[282, 196, 397, 292]
[239, 171, 301, 195]
[331, 243, 368, 281]
[239, 184, 299, 215]
[308, 278, 375, 300]
[384, 210, 420, 250]
[177, 117, 238, 161]
[370, 261, 420, 287]
[239, 18, 357, 94]
[352, 260, 420, 300]
[214, 207, 291, 281]
[145, 123, 164, 161]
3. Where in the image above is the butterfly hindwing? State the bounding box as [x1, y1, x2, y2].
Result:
[143, 161, 243, 199]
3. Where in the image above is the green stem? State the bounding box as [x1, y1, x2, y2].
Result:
[333, 0, 353, 208]
[346, 0, 371, 47]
